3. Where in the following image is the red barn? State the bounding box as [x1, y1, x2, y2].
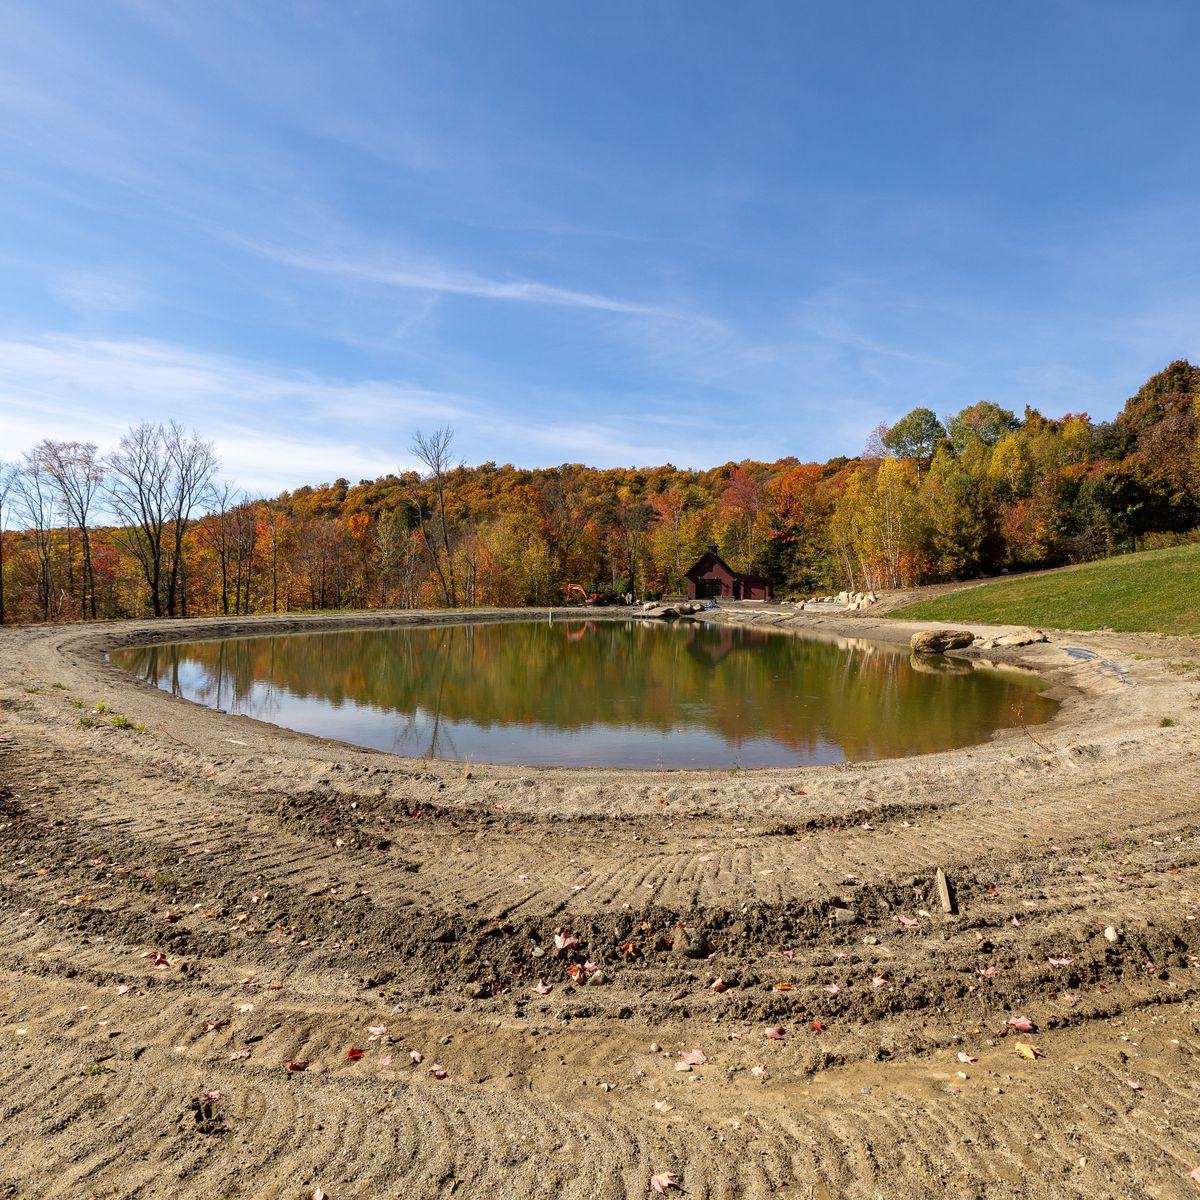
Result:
[685, 543, 773, 601]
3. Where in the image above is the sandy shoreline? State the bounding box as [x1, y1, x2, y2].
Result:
[2, 606, 1198, 1198]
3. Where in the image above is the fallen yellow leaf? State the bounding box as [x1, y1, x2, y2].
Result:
[1014, 1041, 1041, 1060]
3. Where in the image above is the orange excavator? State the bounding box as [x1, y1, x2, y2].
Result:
[566, 583, 610, 607]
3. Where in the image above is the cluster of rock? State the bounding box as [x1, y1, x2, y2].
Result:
[909, 627, 1051, 655]
[638, 600, 707, 620]
[795, 590, 879, 611]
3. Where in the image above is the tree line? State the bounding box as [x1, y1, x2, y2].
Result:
[0, 360, 1197, 623]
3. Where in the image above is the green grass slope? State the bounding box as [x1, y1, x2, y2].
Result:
[891, 544, 1200, 635]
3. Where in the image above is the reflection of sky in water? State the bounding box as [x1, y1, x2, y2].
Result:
[114, 621, 1056, 769]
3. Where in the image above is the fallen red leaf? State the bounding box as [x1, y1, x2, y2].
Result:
[764, 1026, 785, 1040]
[650, 1171, 679, 1194]
[1007, 1016, 1035, 1033]
[346, 1047, 364, 1060]
[679, 1048, 707, 1066]
[810, 1020, 825, 1032]
[286, 1060, 308, 1072]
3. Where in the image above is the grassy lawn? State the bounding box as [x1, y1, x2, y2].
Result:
[892, 544, 1200, 635]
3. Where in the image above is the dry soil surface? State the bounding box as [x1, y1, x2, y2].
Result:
[1, 607, 1199, 1200]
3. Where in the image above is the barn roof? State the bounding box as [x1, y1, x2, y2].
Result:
[684, 548, 738, 579]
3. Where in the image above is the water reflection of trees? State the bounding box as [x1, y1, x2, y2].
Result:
[116, 621, 1058, 765]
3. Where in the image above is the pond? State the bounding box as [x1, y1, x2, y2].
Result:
[111, 619, 1058, 769]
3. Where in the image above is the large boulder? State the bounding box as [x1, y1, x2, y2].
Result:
[910, 629, 975, 655]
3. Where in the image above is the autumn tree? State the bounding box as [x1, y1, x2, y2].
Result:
[718, 465, 765, 570]
[1080, 459, 1194, 553]
[647, 485, 692, 591]
[759, 463, 833, 591]
[830, 459, 923, 590]
[923, 448, 998, 577]
[1117, 359, 1199, 435]
[947, 401, 1021, 452]
[882, 407, 945, 483]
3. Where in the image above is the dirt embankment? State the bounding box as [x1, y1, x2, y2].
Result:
[1, 608, 1198, 1199]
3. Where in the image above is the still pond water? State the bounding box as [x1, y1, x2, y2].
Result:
[112, 620, 1057, 769]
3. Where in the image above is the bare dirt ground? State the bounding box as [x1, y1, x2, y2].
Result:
[1, 605, 1198, 1200]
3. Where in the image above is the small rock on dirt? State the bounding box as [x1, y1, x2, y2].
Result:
[674, 929, 709, 959]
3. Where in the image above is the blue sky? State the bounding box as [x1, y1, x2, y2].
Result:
[1, 1, 1198, 493]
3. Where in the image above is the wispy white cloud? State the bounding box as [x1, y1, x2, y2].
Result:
[0, 333, 468, 491]
[231, 237, 679, 318]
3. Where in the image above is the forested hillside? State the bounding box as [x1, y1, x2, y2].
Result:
[1, 361, 1197, 622]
